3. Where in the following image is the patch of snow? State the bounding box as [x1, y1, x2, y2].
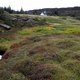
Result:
[0, 55, 2, 60]
[40, 13, 45, 16]
[40, 11, 47, 16]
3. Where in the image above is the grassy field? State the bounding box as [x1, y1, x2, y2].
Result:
[0, 15, 80, 80]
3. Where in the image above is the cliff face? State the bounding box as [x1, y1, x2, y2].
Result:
[27, 7, 80, 16]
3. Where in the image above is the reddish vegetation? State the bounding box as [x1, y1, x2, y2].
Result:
[10, 43, 22, 49]
[29, 46, 46, 55]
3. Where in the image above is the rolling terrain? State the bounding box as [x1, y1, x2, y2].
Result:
[0, 15, 80, 80]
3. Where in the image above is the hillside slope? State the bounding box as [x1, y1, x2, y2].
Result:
[0, 15, 80, 80]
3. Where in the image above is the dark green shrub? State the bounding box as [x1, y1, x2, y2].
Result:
[37, 18, 46, 25]
[74, 16, 80, 20]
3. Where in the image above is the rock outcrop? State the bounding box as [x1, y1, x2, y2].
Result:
[0, 23, 11, 30]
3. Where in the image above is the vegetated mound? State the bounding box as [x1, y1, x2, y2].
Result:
[0, 14, 80, 80]
[0, 34, 80, 80]
[0, 12, 47, 34]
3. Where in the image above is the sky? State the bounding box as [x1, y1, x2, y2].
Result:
[0, 0, 80, 11]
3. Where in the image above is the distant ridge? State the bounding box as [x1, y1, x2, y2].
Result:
[27, 6, 80, 16]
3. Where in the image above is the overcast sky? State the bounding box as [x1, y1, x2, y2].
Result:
[0, 0, 80, 11]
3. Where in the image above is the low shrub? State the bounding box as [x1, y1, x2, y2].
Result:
[62, 60, 80, 78]
[57, 40, 75, 49]
[14, 58, 76, 80]
[0, 38, 12, 43]
[0, 70, 11, 80]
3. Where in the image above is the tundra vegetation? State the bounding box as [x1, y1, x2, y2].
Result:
[0, 10, 80, 80]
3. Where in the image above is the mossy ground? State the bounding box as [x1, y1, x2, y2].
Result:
[0, 15, 80, 80]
